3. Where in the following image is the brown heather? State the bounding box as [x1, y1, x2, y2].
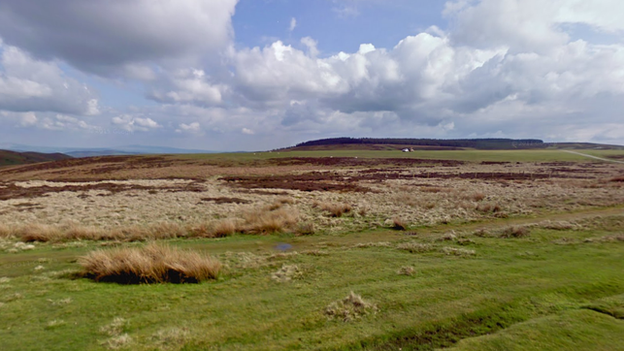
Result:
[78, 243, 221, 284]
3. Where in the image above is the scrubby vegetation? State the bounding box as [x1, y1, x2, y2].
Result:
[1, 148, 624, 349]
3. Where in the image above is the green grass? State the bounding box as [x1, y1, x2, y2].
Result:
[2, 220, 624, 350]
[175, 149, 624, 163]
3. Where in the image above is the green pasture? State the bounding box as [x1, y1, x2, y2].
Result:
[176, 149, 624, 163]
[2, 213, 624, 350]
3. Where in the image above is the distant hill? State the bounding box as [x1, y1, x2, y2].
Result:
[0, 143, 216, 157]
[0, 150, 72, 167]
[286, 138, 624, 151]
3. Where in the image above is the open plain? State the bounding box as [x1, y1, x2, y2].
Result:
[1, 149, 624, 350]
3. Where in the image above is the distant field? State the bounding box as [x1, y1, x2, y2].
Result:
[1, 148, 624, 350]
[180, 149, 624, 163]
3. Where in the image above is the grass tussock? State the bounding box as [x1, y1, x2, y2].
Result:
[79, 243, 221, 284]
[0, 223, 14, 238]
[271, 264, 302, 282]
[538, 220, 577, 231]
[319, 203, 352, 217]
[476, 202, 501, 213]
[211, 219, 238, 237]
[441, 247, 476, 256]
[243, 207, 298, 234]
[295, 222, 315, 236]
[397, 266, 415, 276]
[597, 234, 624, 243]
[19, 224, 64, 242]
[324, 292, 378, 322]
[397, 242, 435, 253]
[500, 226, 531, 238]
[392, 217, 408, 230]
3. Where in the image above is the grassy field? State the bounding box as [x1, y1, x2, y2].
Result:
[179, 149, 624, 163]
[1, 149, 624, 350]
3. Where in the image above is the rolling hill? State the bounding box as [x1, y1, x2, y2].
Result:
[0, 149, 72, 167]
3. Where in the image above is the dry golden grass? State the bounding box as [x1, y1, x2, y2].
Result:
[19, 224, 64, 242]
[295, 222, 315, 236]
[319, 203, 352, 217]
[242, 207, 298, 234]
[211, 219, 238, 237]
[0, 223, 14, 238]
[392, 217, 407, 230]
[78, 243, 221, 284]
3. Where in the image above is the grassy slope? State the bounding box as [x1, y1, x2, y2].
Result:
[179, 149, 624, 163]
[0, 150, 71, 167]
[2, 218, 624, 350]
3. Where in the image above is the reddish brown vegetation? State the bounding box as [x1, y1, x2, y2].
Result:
[0, 181, 205, 201]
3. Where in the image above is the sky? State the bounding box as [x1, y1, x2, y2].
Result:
[0, 0, 623, 151]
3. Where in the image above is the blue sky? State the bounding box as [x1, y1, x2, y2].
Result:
[0, 0, 623, 151]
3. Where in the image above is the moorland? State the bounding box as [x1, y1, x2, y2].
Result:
[1, 146, 624, 350]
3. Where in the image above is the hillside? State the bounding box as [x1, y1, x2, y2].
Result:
[285, 138, 624, 151]
[0, 149, 72, 167]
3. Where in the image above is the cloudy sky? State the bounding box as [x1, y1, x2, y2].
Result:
[0, 0, 623, 151]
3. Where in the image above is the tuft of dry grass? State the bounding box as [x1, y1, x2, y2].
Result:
[147, 222, 188, 239]
[243, 208, 298, 234]
[538, 220, 577, 231]
[469, 192, 486, 201]
[295, 222, 315, 236]
[151, 327, 190, 349]
[397, 242, 434, 253]
[78, 243, 221, 284]
[271, 264, 302, 282]
[500, 226, 531, 238]
[320, 203, 352, 217]
[475, 202, 501, 213]
[324, 292, 378, 322]
[441, 247, 476, 256]
[597, 234, 624, 242]
[355, 241, 392, 248]
[211, 219, 238, 237]
[437, 232, 457, 241]
[397, 266, 415, 276]
[0, 223, 14, 238]
[392, 217, 408, 230]
[19, 224, 63, 242]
